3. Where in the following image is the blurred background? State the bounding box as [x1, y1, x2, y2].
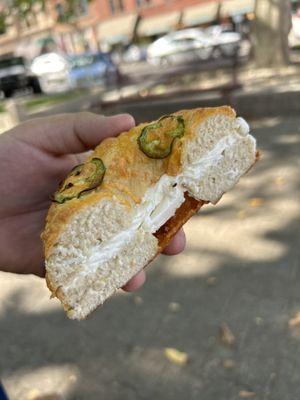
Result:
[0, 1, 300, 399]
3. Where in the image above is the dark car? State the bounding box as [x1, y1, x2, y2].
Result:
[0, 56, 42, 98]
[68, 52, 119, 89]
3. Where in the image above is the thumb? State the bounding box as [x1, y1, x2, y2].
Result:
[14, 112, 135, 155]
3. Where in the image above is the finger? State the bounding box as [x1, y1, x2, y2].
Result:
[73, 150, 93, 164]
[162, 228, 186, 256]
[15, 112, 135, 155]
[35, 265, 46, 278]
[122, 270, 146, 292]
[122, 229, 186, 292]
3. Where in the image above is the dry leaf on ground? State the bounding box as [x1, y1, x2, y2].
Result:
[222, 359, 235, 369]
[239, 390, 256, 398]
[206, 276, 217, 285]
[168, 302, 181, 312]
[220, 323, 235, 346]
[133, 295, 143, 305]
[288, 312, 300, 328]
[164, 347, 188, 365]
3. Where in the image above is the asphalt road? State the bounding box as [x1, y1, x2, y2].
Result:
[0, 116, 299, 400]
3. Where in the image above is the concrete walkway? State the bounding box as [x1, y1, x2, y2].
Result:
[0, 114, 299, 399]
[101, 65, 300, 122]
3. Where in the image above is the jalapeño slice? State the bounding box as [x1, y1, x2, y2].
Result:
[53, 158, 106, 204]
[138, 115, 185, 159]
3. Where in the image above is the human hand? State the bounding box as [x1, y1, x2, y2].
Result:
[0, 112, 185, 291]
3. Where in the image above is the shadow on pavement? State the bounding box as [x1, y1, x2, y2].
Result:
[0, 116, 299, 399]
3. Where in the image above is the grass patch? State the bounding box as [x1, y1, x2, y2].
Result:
[0, 103, 5, 113]
[24, 90, 87, 111]
[291, 44, 300, 51]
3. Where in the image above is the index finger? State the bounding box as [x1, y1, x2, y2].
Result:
[13, 112, 135, 155]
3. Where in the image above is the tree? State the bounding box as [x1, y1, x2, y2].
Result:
[0, 0, 45, 34]
[0, 0, 90, 32]
[251, 0, 292, 67]
[0, 0, 93, 53]
[55, 0, 91, 24]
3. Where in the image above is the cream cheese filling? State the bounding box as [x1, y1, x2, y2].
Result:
[88, 175, 185, 268]
[87, 117, 251, 270]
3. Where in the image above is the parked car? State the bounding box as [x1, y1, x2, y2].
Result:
[68, 52, 119, 88]
[30, 53, 71, 94]
[204, 25, 242, 58]
[0, 56, 41, 98]
[147, 27, 242, 66]
[147, 29, 212, 65]
[122, 45, 148, 64]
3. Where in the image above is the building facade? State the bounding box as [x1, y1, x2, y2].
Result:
[0, 0, 255, 58]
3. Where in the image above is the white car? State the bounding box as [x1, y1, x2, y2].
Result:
[147, 27, 242, 65]
[289, 13, 300, 48]
[204, 26, 242, 58]
[122, 45, 148, 64]
[30, 53, 72, 93]
[147, 29, 212, 65]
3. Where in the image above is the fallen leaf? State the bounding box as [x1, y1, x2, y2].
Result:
[133, 295, 143, 305]
[206, 276, 217, 285]
[248, 198, 264, 207]
[164, 347, 188, 365]
[222, 358, 235, 369]
[288, 312, 300, 328]
[239, 390, 256, 398]
[168, 302, 181, 312]
[220, 323, 235, 346]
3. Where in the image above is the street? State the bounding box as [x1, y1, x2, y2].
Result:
[0, 115, 299, 400]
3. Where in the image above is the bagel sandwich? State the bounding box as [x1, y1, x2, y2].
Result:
[42, 106, 257, 320]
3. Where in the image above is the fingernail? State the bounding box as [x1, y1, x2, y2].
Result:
[120, 113, 135, 126]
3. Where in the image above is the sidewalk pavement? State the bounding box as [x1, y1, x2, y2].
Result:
[0, 115, 299, 399]
[99, 65, 300, 122]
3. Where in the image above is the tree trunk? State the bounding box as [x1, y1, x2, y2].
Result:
[251, 0, 292, 67]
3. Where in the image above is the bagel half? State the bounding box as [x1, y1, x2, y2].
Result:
[42, 106, 257, 320]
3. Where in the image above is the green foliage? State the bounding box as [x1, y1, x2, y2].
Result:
[0, 12, 6, 34]
[0, 103, 5, 113]
[0, 0, 45, 32]
[0, 0, 91, 30]
[24, 89, 87, 110]
[56, 0, 92, 24]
